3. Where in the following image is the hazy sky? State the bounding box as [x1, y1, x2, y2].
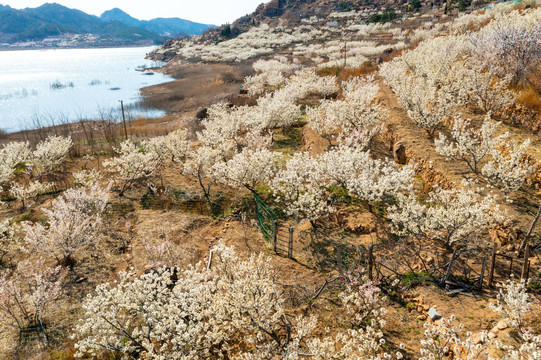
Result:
[1, 0, 266, 25]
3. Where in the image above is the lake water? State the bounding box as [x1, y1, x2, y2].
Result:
[0, 47, 174, 133]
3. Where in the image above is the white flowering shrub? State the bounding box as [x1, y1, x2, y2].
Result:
[271, 152, 333, 222]
[308, 76, 385, 148]
[420, 315, 488, 360]
[244, 71, 285, 96]
[498, 331, 541, 360]
[23, 184, 109, 265]
[435, 115, 507, 173]
[0, 260, 62, 331]
[489, 279, 531, 329]
[211, 148, 282, 192]
[254, 90, 302, 131]
[482, 138, 536, 196]
[9, 180, 53, 209]
[152, 129, 191, 163]
[474, 22, 541, 87]
[322, 146, 414, 206]
[465, 69, 516, 114]
[0, 141, 31, 185]
[74, 242, 399, 359]
[30, 135, 73, 176]
[272, 147, 414, 222]
[72, 169, 102, 187]
[388, 183, 505, 247]
[103, 139, 161, 196]
[380, 56, 465, 138]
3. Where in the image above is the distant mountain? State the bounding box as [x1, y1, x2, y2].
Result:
[100, 8, 213, 37]
[0, 3, 212, 45]
[0, 3, 164, 44]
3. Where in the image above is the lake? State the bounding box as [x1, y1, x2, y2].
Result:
[0, 46, 174, 133]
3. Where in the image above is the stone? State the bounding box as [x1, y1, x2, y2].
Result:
[428, 307, 442, 321]
[393, 142, 407, 164]
[471, 332, 485, 345]
[495, 319, 508, 330]
[196, 107, 208, 120]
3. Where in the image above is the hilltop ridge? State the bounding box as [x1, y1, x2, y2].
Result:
[0, 3, 213, 48]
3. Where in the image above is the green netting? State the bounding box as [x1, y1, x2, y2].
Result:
[253, 192, 277, 241]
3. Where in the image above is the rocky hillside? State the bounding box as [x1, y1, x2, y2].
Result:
[148, 0, 474, 62]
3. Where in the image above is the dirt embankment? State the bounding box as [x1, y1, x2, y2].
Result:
[140, 61, 254, 120]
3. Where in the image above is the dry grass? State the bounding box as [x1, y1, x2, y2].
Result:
[316, 61, 378, 80]
[518, 86, 541, 113]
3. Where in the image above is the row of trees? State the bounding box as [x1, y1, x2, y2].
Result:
[380, 7, 538, 197]
[71, 243, 539, 359]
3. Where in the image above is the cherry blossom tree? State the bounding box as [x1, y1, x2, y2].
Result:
[434, 115, 507, 173]
[211, 148, 283, 193]
[482, 138, 536, 196]
[489, 279, 531, 329]
[419, 315, 488, 360]
[307, 76, 386, 148]
[272, 147, 414, 222]
[473, 23, 541, 87]
[0, 260, 63, 333]
[23, 184, 109, 266]
[10, 180, 53, 210]
[388, 182, 505, 247]
[73, 242, 399, 360]
[31, 135, 73, 174]
[103, 139, 161, 196]
[0, 141, 31, 185]
[271, 151, 334, 222]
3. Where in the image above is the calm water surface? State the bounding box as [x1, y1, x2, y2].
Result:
[0, 47, 174, 133]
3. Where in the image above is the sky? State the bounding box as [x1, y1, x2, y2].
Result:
[1, 0, 266, 25]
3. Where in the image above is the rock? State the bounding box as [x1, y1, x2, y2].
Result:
[196, 107, 208, 120]
[428, 308, 442, 321]
[416, 314, 427, 321]
[471, 332, 486, 345]
[495, 319, 508, 330]
[393, 142, 407, 164]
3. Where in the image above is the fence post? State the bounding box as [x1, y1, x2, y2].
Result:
[478, 254, 487, 291]
[368, 245, 374, 281]
[521, 245, 530, 281]
[288, 226, 293, 259]
[443, 250, 458, 286]
[337, 243, 342, 276]
[272, 221, 277, 253]
[488, 244, 497, 288]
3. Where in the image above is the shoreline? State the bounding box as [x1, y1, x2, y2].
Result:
[0, 44, 161, 52]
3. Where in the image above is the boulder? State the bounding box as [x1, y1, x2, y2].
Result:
[393, 142, 407, 164]
[428, 308, 442, 321]
[196, 107, 208, 120]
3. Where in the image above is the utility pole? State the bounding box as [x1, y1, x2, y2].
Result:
[120, 100, 128, 140]
[344, 40, 347, 68]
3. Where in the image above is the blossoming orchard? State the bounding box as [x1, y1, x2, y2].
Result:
[1, 0, 541, 358]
